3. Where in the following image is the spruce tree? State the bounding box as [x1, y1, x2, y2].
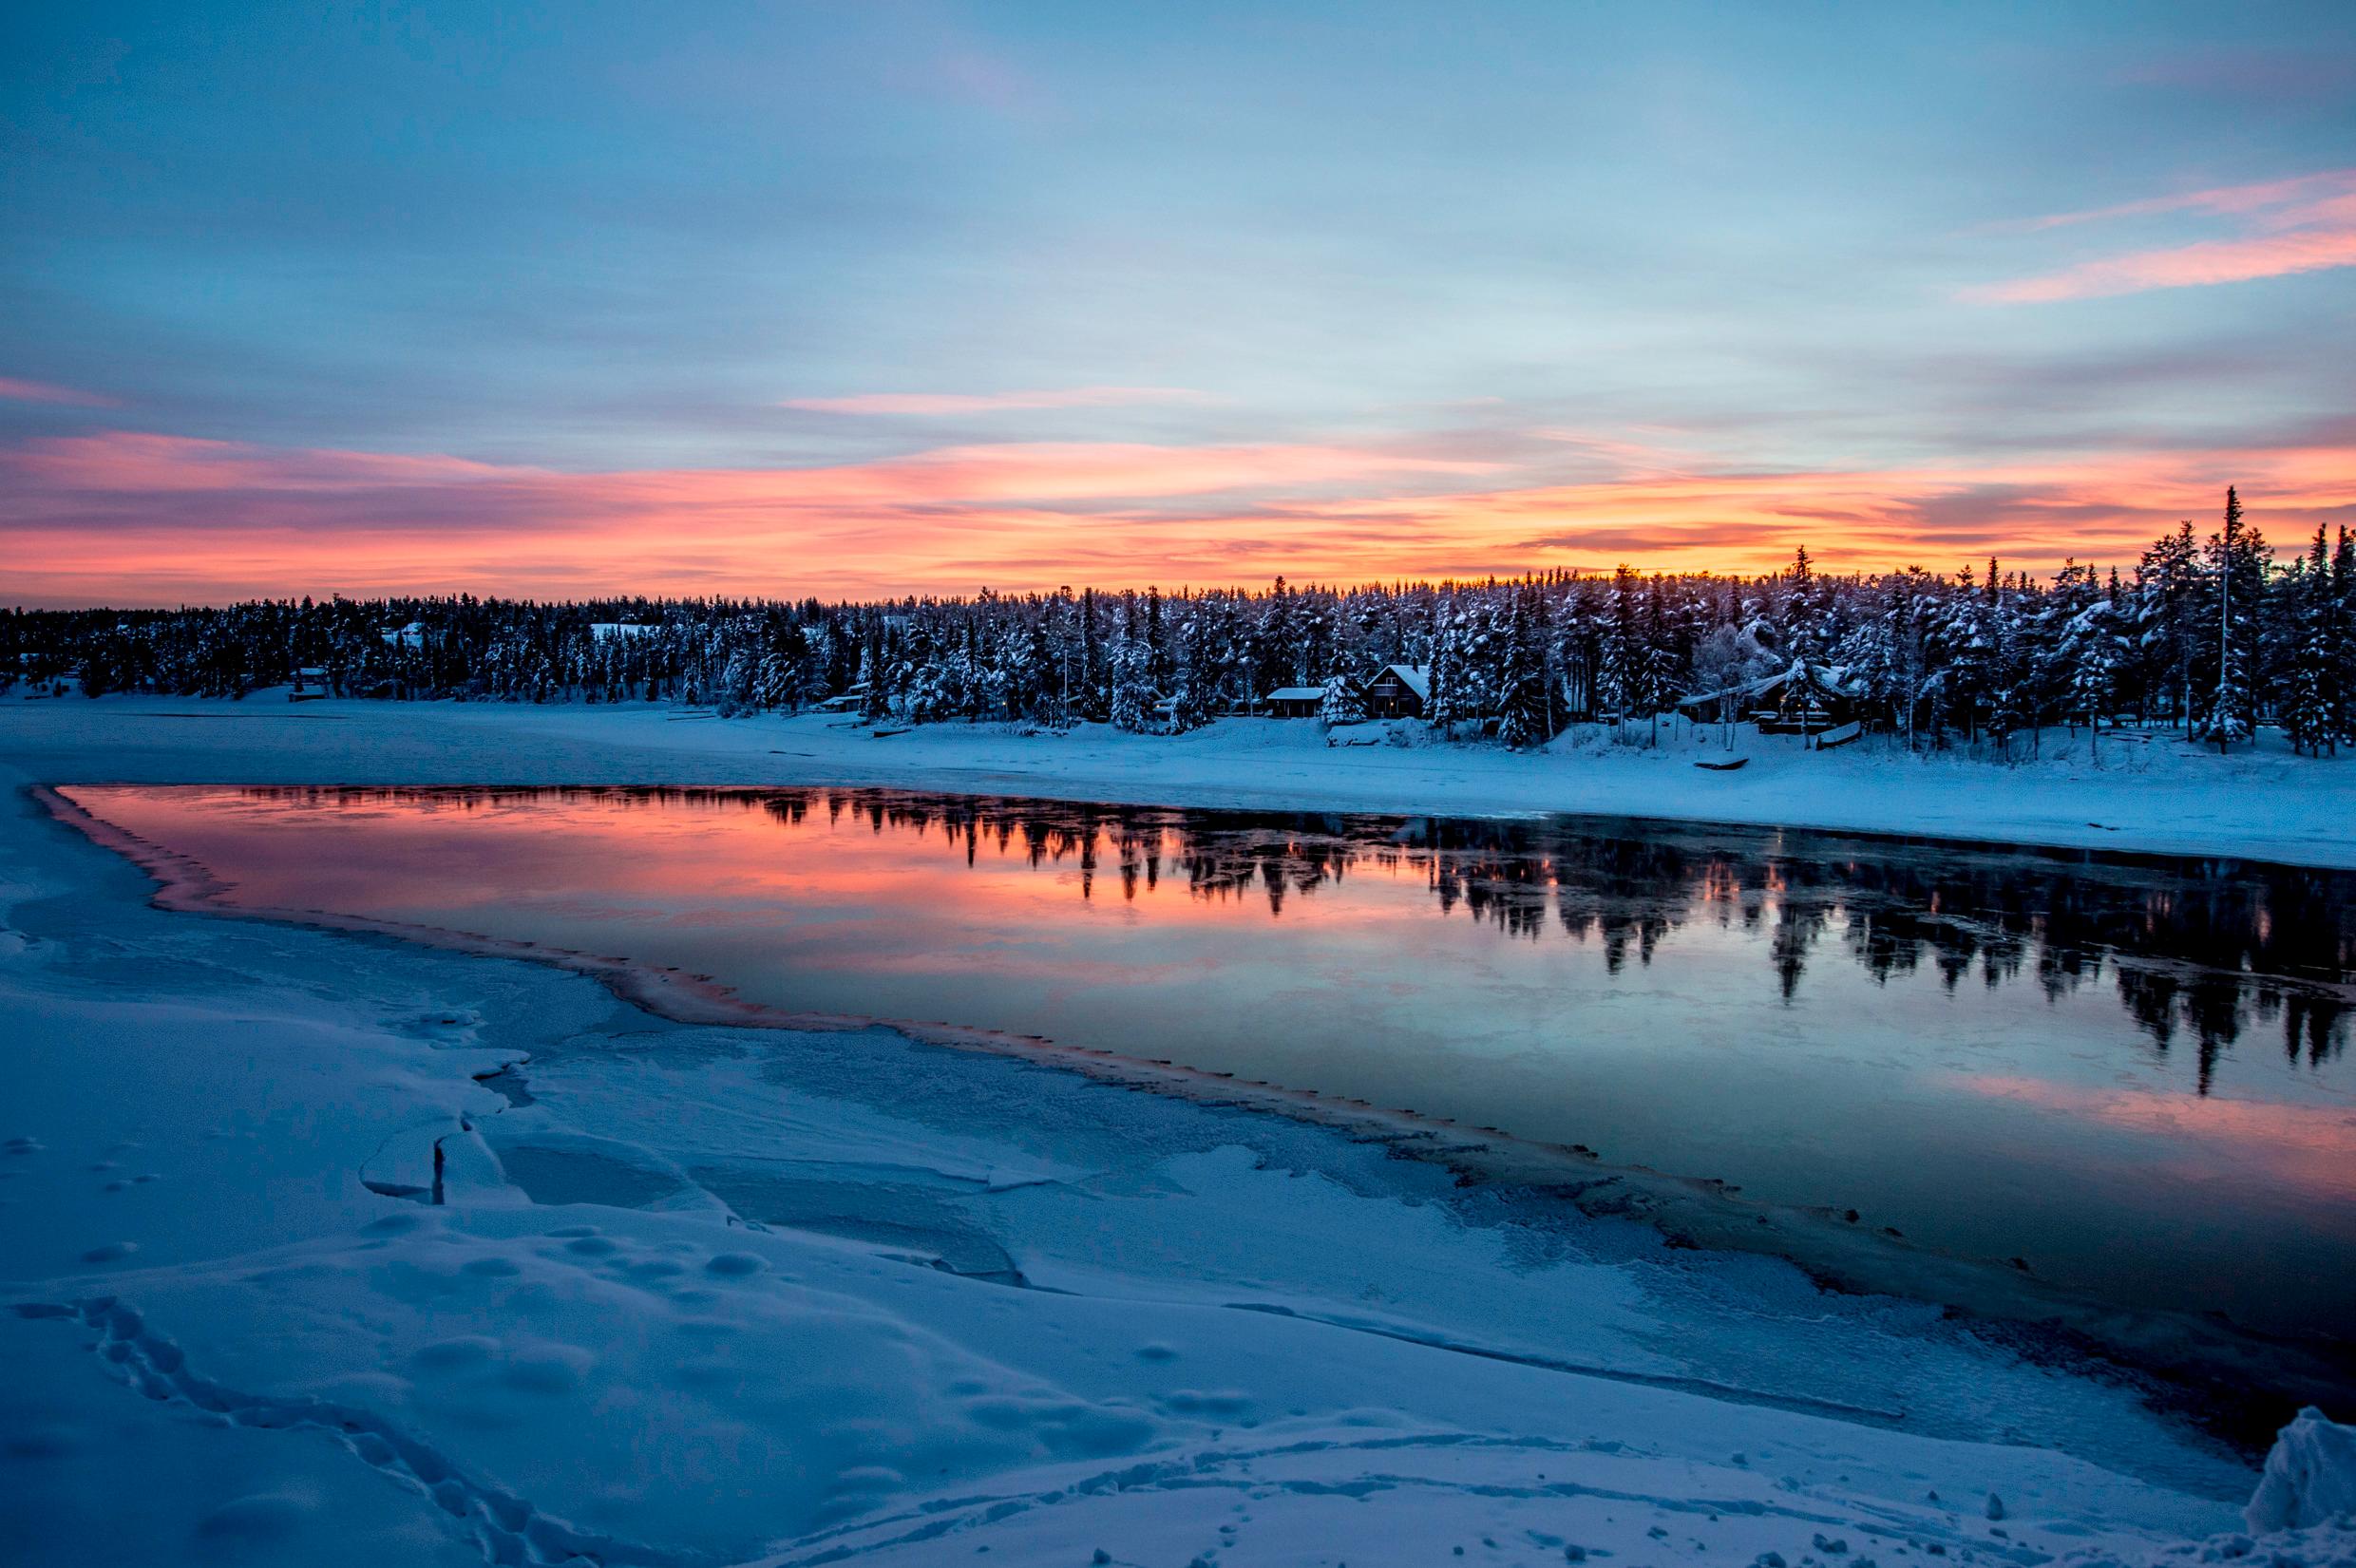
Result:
[2194, 487, 2264, 751]
[1108, 636, 1154, 733]
[1426, 602, 1462, 730]
[2334, 527, 2356, 745]
[1596, 565, 1641, 731]
[1494, 585, 1557, 749]
[2286, 524, 2337, 756]
[2136, 522, 2199, 727]
[1318, 672, 1367, 727]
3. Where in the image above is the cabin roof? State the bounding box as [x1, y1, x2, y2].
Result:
[1373, 663, 1432, 699]
[1265, 686, 1327, 702]
[1676, 659, 1863, 711]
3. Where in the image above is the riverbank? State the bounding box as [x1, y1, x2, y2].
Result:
[6, 692, 2355, 868]
[1, 707, 2348, 1566]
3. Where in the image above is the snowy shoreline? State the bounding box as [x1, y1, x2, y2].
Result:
[6, 707, 2355, 1566]
[41, 775, 2356, 1441]
[8, 693, 2356, 869]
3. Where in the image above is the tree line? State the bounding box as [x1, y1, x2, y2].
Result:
[10, 490, 2351, 757]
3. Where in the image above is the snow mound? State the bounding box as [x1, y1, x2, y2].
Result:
[2062, 1411, 2356, 1568]
[2247, 1407, 2356, 1534]
[2061, 1521, 2356, 1568]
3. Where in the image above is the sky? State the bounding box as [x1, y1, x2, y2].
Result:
[2, 1, 2352, 607]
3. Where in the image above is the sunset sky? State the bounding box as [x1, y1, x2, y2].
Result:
[4, 1, 2352, 606]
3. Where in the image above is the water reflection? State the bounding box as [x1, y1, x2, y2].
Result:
[713, 786, 2349, 1083]
[61, 784, 2356, 1361]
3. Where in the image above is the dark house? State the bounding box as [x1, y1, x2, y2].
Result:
[1263, 684, 1331, 719]
[1362, 664, 1432, 719]
[1677, 661, 1866, 736]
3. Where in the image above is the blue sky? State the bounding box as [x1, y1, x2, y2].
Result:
[2, 1, 2350, 602]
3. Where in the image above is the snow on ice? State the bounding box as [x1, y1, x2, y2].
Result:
[1, 702, 2351, 1565]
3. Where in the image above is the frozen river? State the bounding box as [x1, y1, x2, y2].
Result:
[61, 783, 2356, 1410]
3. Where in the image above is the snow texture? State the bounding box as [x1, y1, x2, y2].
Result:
[0, 702, 2348, 1566]
[2247, 1409, 2356, 1533]
[7, 693, 2356, 867]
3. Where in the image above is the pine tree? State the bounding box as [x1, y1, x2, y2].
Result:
[1494, 584, 1557, 748]
[1426, 601, 1463, 730]
[1639, 573, 1678, 744]
[1168, 609, 1219, 732]
[2136, 522, 2199, 727]
[2286, 524, 2337, 756]
[1075, 588, 1105, 721]
[1596, 565, 1641, 733]
[1108, 634, 1154, 733]
[1985, 576, 2030, 758]
[2193, 487, 2265, 751]
[2334, 527, 2356, 745]
[1929, 564, 1990, 745]
[2064, 595, 2124, 752]
[1318, 672, 1367, 727]
[1779, 547, 1821, 665]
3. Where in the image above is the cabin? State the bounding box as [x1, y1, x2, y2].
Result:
[288, 666, 330, 702]
[1263, 685, 1330, 719]
[1677, 661, 1867, 737]
[1362, 664, 1432, 719]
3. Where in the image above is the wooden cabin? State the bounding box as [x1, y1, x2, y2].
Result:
[1363, 664, 1432, 719]
[1677, 662, 1866, 737]
[1263, 685, 1330, 719]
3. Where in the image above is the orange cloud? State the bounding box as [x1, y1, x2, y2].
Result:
[782, 387, 1216, 416]
[3, 427, 2346, 604]
[1967, 168, 2356, 302]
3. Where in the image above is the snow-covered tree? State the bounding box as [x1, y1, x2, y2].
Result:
[1108, 635, 1155, 733]
[1494, 584, 1557, 749]
[2285, 524, 2338, 756]
[2192, 487, 2267, 752]
[1318, 673, 1366, 727]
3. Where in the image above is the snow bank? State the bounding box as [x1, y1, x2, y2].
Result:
[2248, 1408, 2356, 1533]
[2041, 1407, 2356, 1568]
[0, 719, 2323, 1566]
[7, 694, 2356, 867]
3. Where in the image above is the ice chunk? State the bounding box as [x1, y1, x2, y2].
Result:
[2245, 1407, 2356, 1533]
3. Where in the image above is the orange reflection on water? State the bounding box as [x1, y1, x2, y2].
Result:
[67, 784, 1460, 973]
[1956, 1072, 2356, 1201]
[56, 780, 2356, 1347]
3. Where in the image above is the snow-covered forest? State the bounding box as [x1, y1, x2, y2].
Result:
[15, 492, 2353, 756]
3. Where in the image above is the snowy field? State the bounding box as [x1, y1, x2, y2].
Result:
[3, 699, 2353, 1567]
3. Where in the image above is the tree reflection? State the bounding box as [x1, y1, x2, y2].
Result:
[255, 785, 2356, 1089]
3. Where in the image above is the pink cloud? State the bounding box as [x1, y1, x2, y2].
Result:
[2001, 169, 2356, 232]
[1969, 228, 2356, 305]
[1967, 169, 2356, 303]
[0, 375, 120, 408]
[0, 431, 1497, 602]
[782, 386, 1216, 416]
[2, 427, 2345, 605]
[7, 432, 522, 493]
